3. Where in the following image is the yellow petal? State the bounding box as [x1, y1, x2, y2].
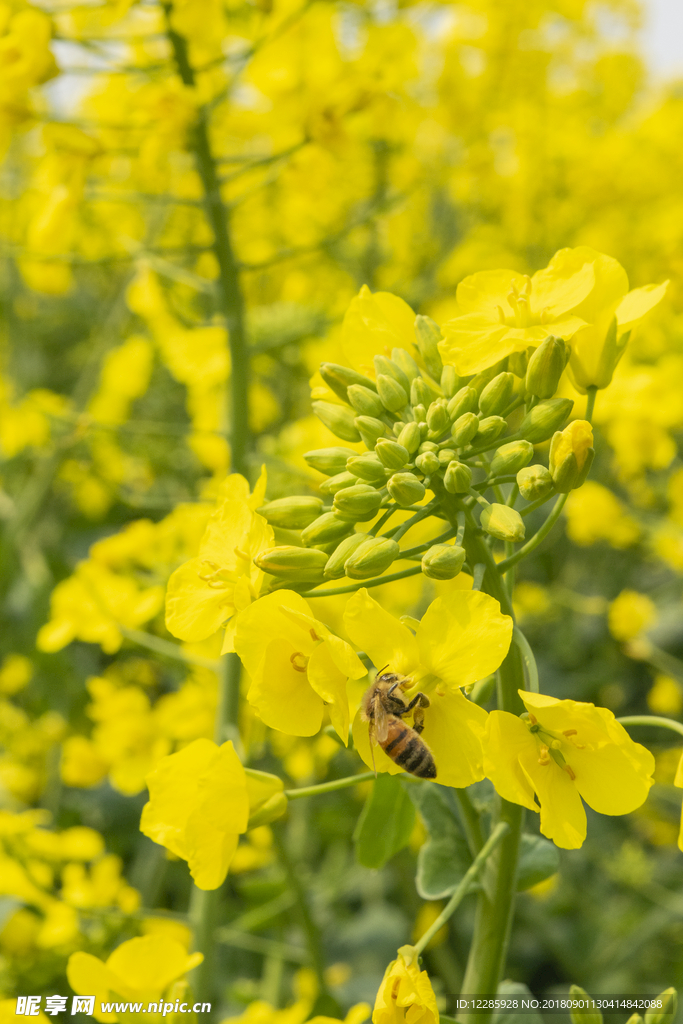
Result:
[106, 935, 200, 996]
[438, 314, 512, 376]
[165, 559, 234, 642]
[518, 753, 586, 850]
[616, 281, 669, 332]
[455, 269, 525, 315]
[341, 286, 416, 376]
[417, 590, 512, 689]
[66, 952, 120, 1022]
[419, 688, 487, 788]
[484, 711, 539, 812]
[246, 637, 324, 736]
[308, 641, 351, 743]
[344, 589, 419, 678]
[530, 249, 595, 316]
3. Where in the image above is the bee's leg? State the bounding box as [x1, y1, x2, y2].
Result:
[413, 706, 426, 734]
[402, 691, 431, 713]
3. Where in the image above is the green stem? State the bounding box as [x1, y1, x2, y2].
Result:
[472, 563, 486, 590]
[370, 506, 397, 536]
[512, 626, 539, 693]
[387, 500, 441, 541]
[453, 788, 485, 857]
[617, 716, 683, 741]
[399, 527, 457, 560]
[520, 492, 553, 517]
[585, 385, 597, 424]
[413, 822, 510, 957]
[120, 627, 221, 671]
[163, 4, 250, 477]
[285, 771, 375, 800]
[495, 493, 568, 573]
[272, 824, 339, 1015]
[506, 483, 519, 508]
[635, 643, 683, 684]
[300, 564, 423, 599]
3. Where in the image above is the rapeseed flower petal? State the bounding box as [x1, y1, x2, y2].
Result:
[372, 946, 438, 1024]
[485, 691, 655, 849]
[235, 591, 365, 741]
[140, 739, 249, 890]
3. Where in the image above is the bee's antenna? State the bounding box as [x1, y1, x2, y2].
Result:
[376, 664, 389, 677]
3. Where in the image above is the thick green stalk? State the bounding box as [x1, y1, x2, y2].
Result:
[164, 9, 251, 1005]
[440, 492, 524, 1020]
[413, 822, 510, 956]
[163, 4, 250, 477]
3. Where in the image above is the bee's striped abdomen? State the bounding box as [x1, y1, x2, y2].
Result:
[382, 720, 436, 779]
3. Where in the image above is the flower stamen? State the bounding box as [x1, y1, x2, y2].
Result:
[290, 651, 308, 672]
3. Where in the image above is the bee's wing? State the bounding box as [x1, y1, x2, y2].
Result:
[373, 695, 390, 744]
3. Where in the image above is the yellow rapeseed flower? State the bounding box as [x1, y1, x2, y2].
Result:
[234, 590, 366, 741]
[344, 588, 512, 787]
[372, 946, 438, 1024]
[140, 739, 249, 890]
[165, 470, 272, 649]
[341, 286, 416, 376]
[67, 935, 203, 1023]
[564, 481, 640, 548]
[485, 691, 655, 849]
[608, 590, 657, 642]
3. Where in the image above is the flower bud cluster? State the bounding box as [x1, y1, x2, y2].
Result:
[253, 318, 599, 585]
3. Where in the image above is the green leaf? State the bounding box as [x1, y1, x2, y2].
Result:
[353, 773, 416, 869]
[516, 833, 560, 891]
[408, 783, 474, 899]
[494, 982, 544, 1024]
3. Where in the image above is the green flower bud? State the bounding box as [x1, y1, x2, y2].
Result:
[258, 495, 324, 529]
[354, 415, 387, 449]
[475, 415, 506, 444]
[397, 421, 421, 454]
[346, 452, 386, 483]
[312, 401, 361, 443]
[470, 361, 505, 396]
[412, 403, 427, 423]
[320, 362, 377, 402]
[391, 347, 421, 383]
[508, 347, 533, 378]
[301, 511, 354, 546]
[303, 447, 359, 476]
[480, 503, 526, 542]
[421, 543, 466, 580]
[549, 421, 595, 492]
[333, 484, 383, 521]
[247, 791, 288, 830]
[438, 447, 457, 465]
[517, 464, 553, 501]
[345, 536, 400, 580]
[323, 532, 370, 579]
[451, 411, 479, 446]
[418, 441, 439, 454]
[374, 354, 411, 396]
[418, 421, 429, 438]
[377, 373, 409, 412]
[645, 989, 677, 1024]
[444, 460, 472, 494]
[319, 471, 358, 496]
[427, 400, 450, 436]
[441, 364, 461, 398]
[525, 336, 568, 398]
[410, 376, 433, 408]
[375, 439, 409, 469]
[387, 472, 426, 506]
[519, 397, 574, 443]
[415, 451, 440, 475]
[479, 372, 515, 416]
[447, 386, 478, 421]
[347, 383, 385, 417]
[414, 315, 443, 379]
[254, 545, 329, 582]
[490, 440, 534, 476]
[568, 987, 602, 1024]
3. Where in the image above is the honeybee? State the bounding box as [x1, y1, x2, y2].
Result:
[361, 670, 437, 779]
